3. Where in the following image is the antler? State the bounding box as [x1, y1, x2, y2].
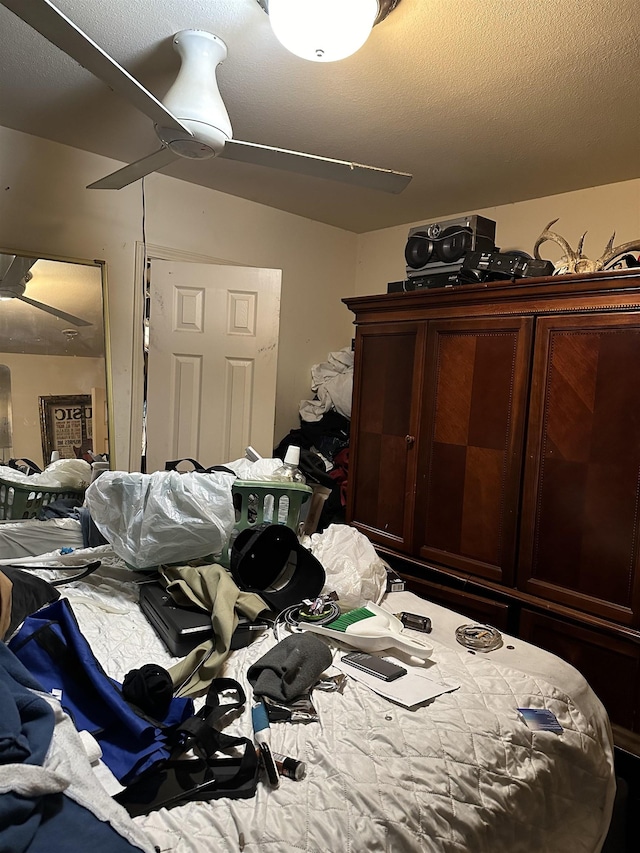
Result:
[597, 233, 640, 269]
[533, 219, 579, 267]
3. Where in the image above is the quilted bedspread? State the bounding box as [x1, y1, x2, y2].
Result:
[9, 547, 615, 853]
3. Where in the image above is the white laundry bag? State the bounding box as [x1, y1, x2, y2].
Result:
[84, 470, 236, 569]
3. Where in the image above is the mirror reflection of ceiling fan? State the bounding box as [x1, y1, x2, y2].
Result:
[0, 255, 92, 326]
[0, 0, 413, 193]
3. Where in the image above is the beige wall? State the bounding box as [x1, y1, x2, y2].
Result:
[3, 125, 639, 471]
[0, 126, 358, 469]
[0, 352, 105, 468]
[354, 180, 640, 296]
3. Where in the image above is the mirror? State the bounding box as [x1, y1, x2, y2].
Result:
[0, 250, 111, 470]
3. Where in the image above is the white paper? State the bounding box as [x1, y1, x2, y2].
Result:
[334, 655, 459, 708]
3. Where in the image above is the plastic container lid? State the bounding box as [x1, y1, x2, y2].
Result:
[284, 446, 300, 466]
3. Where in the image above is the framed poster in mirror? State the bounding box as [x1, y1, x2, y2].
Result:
[39, 394, 93, 462]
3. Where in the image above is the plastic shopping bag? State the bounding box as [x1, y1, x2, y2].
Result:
[84, 470, 236, 569]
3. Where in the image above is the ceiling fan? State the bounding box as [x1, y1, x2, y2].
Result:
[0, 255, 92, 326]
[1, 0, 413, 193]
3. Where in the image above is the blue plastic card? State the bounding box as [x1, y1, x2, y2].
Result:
[517, 708, 563, 733]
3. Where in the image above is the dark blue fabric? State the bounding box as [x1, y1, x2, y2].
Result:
[24, 795, 146, 853]
[0, 641, 56, 853]
[0, 642, 146, 853]
[9, 599, 194, 785]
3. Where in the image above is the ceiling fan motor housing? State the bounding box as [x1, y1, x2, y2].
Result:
[155, 30, 233, 159]
[0, 280, 25, 299]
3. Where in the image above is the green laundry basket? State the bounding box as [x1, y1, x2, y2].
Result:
[219, 479, 312, 567]
[0, 477, 85, 521]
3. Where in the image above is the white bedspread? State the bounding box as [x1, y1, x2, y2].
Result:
[9, 547, 616, 853]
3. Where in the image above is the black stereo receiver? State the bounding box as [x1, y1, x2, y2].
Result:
[460, 251, 555, 283]
[388, 271, 461, 292]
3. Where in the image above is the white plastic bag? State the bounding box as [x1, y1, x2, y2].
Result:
[222, 457, 284, 481]
[308, 523, 388, 609]
[36, 459, 92, 489]
[84, 470, 236, 569]
[0, 459, 91, 490]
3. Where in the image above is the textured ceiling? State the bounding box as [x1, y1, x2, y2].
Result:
[0, 0, 638, 233]
[0, 257, 105, 357]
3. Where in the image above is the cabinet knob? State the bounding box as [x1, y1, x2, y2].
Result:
[405, 435, 415, 448]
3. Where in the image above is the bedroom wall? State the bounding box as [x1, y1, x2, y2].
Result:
[0, 353, 105, 469]
[354, 179, 640, 295]
[2, 126, 638, 471]
[0, 125, 358, 469]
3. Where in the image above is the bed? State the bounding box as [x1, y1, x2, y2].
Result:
[2, 542, 616, 853]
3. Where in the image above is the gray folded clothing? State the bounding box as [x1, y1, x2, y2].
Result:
[247, 632, 332, 703]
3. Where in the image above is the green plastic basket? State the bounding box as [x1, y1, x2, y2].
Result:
[0, 477, 85, 521]
[219, 479, 312, 567]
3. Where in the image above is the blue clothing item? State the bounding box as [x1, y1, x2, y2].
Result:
[0, 641, 56, 853]
[0, 642, 149, 853]
[22, 795, 147, 853]
[9, 598, 194, 785]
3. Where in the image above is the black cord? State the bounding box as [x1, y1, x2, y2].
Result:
[4, 560, 102, 587]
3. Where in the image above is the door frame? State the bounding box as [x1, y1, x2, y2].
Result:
[128, 241, 250, 472]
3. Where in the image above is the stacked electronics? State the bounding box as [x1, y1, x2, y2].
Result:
[388, 215, 555, 292]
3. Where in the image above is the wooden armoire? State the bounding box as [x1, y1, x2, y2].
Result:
[344, 268, 640, 748]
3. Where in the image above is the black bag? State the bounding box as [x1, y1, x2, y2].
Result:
[114, 678, 259, 817]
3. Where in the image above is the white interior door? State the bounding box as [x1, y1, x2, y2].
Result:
[145, 261, 281, 473]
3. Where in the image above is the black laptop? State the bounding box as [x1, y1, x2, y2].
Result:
[139, 581, 267, 657]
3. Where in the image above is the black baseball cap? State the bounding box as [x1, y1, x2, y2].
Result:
[230, 523, 325, 612]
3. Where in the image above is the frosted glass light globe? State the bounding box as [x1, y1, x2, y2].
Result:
[268, 0, 379, 62]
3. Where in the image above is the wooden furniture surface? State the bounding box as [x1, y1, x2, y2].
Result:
[344, 269, 640, 742]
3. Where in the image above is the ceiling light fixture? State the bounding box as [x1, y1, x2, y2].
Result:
[257, 0, 402, 63]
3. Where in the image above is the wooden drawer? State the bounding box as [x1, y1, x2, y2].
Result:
[403, 575, 511, 631]
[519, 608, 640, 731]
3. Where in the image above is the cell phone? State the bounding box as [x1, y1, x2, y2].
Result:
[341, 651, 407, 682]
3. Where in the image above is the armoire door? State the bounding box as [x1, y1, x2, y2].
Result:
[347, 321, 425, 552]
[414, 315, 533, 584]
[518, 312, 640, 626]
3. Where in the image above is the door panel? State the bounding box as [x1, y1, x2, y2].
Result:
[518, 313, 640, 626]
[146, 262, 281, 473]
[415, 316, 533, 584]
[347, 322, 425, 552]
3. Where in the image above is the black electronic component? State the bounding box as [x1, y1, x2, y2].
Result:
[460, 251, 555, 282]
[404, 215, 497, 278]
[387, 271, 461, 292]
[396, 612, 432, 633]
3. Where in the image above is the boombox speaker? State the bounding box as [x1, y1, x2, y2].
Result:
[405, 215, 496, 278]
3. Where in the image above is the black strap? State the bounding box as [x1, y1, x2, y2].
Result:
[172, 678, 246, 759]
[115, 676, 258, 816]
[165, 458, 205, 472]
[8, 457, 42, 475]
[164, 458, 237, 477]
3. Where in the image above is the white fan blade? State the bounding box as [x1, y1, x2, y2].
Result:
[221, 139, 412, 194]
[87, 147, 179, 190]
[19, 295, 92, 326]
[0, 0, 190, 135]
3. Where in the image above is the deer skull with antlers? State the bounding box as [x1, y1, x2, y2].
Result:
[533, 219, 640, 274]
